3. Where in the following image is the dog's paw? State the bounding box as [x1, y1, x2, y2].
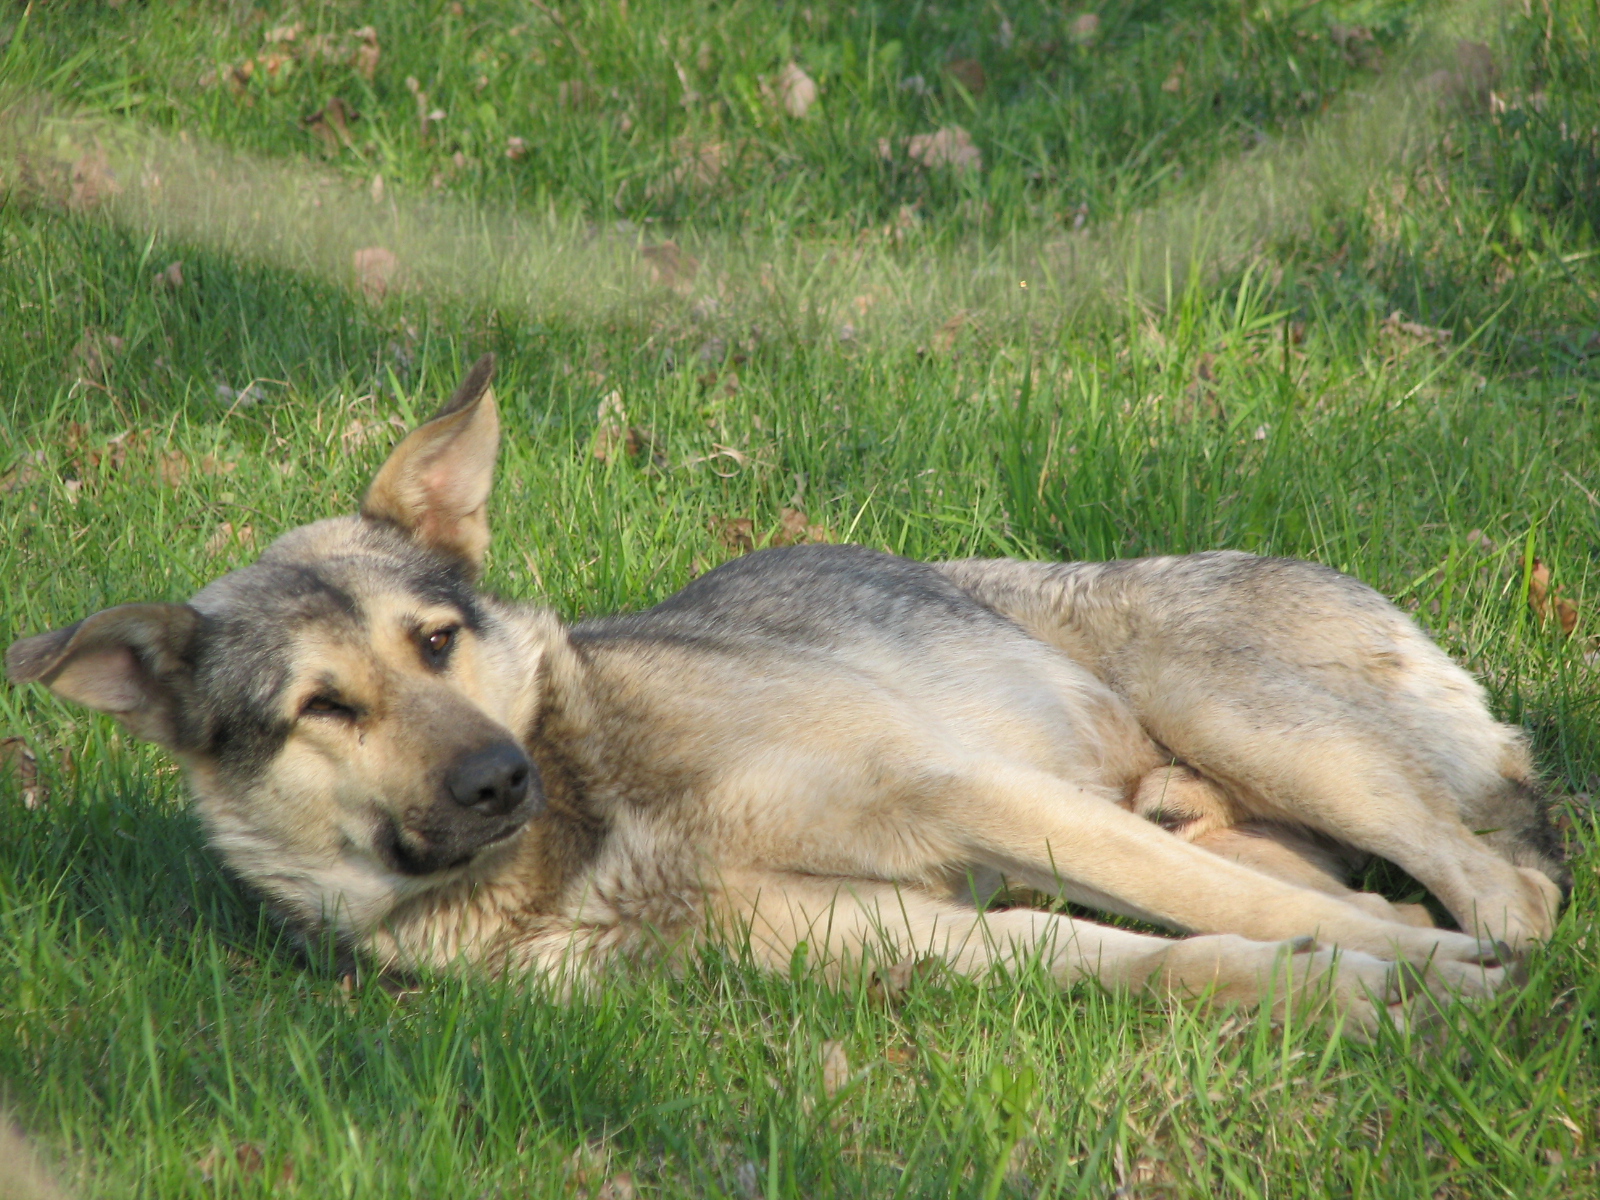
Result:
[1477, 867, 1563, 950]
[1446, 866, 1561, 952]
[1145, 932, 1507, 1036]
[1348, 924, 1507, 971]
[1410, 955, 1509, 1002]
[1269, 940, 1510, 1038]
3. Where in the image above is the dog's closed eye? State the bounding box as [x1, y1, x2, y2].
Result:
[301, 694, 359, 720]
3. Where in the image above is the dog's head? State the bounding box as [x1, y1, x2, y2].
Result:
[7, 355, 548, 937]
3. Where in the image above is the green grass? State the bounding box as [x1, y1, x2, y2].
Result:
[2, 0, 1599, 1196]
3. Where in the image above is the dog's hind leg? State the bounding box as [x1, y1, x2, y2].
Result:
[716, 870, 1426, 1035]
[1128, 766, 1434, 928]
[932, 760, 1511, 993]
[939, 555, 1563, 951]
[1124, 726, 1560, 948]
[1188, 825, 1435, 928]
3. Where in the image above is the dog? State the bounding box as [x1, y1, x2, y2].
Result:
[6, 355, 1566, 1032]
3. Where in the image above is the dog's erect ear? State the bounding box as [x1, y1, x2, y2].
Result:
[6, 603, 202, 747]
[361, 353, 500, 573]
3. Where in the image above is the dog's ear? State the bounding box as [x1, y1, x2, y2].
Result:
[7, 603, 202, 748]
[361, 353, 500, 574]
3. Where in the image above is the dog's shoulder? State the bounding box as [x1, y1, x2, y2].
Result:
[571, 544, 1015, 653]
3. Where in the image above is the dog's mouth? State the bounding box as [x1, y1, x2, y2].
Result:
[376, 813, 531, 878]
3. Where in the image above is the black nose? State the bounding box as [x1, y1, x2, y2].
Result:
[444, 743, 532, 816]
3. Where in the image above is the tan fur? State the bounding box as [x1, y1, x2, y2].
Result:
[8, 356, 1566, 1037]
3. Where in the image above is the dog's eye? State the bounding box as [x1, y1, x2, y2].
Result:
[301, 695, 356, 719]
[421, 626, 458, 665]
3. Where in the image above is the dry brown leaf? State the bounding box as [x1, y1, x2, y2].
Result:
[1185, 352, 1223, 420]
[302, 96, 360, 155]
[0, 452, 45, 494]
[1329, 24, 1375, 55]
[931, 311, 970, 354]
[1, 738, 45, 809]
[1529, 558, 1580, 636]
[945, 57, 986, 98]
[641, 240, 700, 292]
[774, 61, 817, 117]
[204, 522, 255, 558]
[1112, 1146, 1164, 1194]
[1382, 310, 1452, 347]
[1069, 13, 1101, 44]
[196, 1141, 267, 1182]
[69, 146, 120, 210]
[70, 329, 125, 385]
[593, 391, 630, 463]
[405, 75, 445, 142]
[820, 1040, 850, 1097]
[351, 26, 380, 81]
[264, 22, 303, 44]
[567, 1141, 623, 1193]
[152, 260, 185, 291]
[712, 516, 755, 553]
[341, 415, 407, 449]
[352, 246, 400, 302]
[776, 507, 809, 544]
[663, 137, 728, 193]
[159, 450, 189, 488]
[505, 136, 530, 160]
[224, 58, 256, 98]
[79, 428, 142, 473]
[421, 106, 446, 142]
[907, 125, 981, 172]
[890, 204, 921, 243]
[772, 507, 831, 546]
[589, 395, 663, 468]
[867, 954, 943, 1005]
[194, 1148, 222, 1181]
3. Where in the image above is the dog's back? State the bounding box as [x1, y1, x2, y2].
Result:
[558, 544, 1163, 821]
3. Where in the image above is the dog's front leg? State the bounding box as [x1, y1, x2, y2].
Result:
[944, 763, 1509, 991]
[712, 870, 1441, 1035]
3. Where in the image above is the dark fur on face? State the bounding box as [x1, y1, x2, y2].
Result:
[182, 521, 486, 778]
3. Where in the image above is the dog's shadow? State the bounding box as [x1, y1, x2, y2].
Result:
[1, 775, 676, 1142]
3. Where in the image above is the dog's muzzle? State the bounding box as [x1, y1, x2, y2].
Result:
[381, 741, 545, 876]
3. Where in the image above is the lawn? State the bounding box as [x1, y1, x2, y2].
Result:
[1, 0, 1598, 1196]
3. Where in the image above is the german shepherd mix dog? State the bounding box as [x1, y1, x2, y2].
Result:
[9, 357, 1567, 1032]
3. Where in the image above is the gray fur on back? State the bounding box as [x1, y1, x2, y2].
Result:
[572, 544, 1017, 653]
